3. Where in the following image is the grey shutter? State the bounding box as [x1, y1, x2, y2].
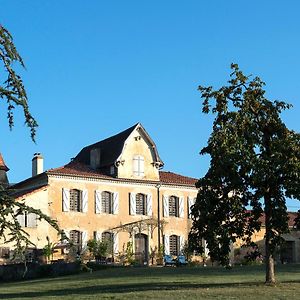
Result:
[96, 231, 102, 241]
[146, 194, 152, 216]
[63, 230, 70, 243]
[140, 156, 145, 176]
[81, 230, 88, 250]
[113, 192, 119, 214]
[82, 189, 88, 213]
[95, 190, 101, 214]
[133, 156, 139, 176]
[164, 235, 170, 255]
[130, 193, 136, 215]
[62, 188, 70, 212]
[179, 196, 184, 218]
[17, 213, 25, 227]
[188, 197, 196, 219]
[179, 236, 185, 255]
[163, 195, 169, 217]
[113, 233, 119, 254]
[27, 213, 37, 228]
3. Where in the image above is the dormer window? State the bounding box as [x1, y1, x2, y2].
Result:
[133, 155, 144, 177]
[110, 165, 115, 175]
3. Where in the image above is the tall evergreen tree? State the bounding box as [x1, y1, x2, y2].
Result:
[189, 64, 300, 284]
[0, 25, 60, 256]
[0, 25, 37, 140]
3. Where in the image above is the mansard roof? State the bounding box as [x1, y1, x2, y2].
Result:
[75, 123, 163, 168]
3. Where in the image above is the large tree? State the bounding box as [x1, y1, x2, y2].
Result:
[189, 64, 300, 284]
[0, 25, 60, 257]
[0, 25, 37, 140]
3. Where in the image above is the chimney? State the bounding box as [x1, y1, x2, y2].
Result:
[32, 153, 43, 176]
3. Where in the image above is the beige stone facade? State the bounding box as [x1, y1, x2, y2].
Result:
[1, 123, 198, 264]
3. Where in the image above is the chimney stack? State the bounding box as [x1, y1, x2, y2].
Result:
[32, 153, 43, 177]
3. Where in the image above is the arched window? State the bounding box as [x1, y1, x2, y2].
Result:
[169, 196, 179, 217]
[101, 231, 113, 254]
[70, 189, 81, 212]
[169, 235, 179, 256]
[70, 230, 82, 252]
[133, 155, 144, 177]
[101, 191, 112, 214]
[136, 193, 146, 215]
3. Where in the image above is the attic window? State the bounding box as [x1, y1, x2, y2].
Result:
[133, 155, 144, 177]
[110, 166, 115, 175]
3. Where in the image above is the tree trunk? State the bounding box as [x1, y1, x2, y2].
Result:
[265, 239, 275, 284]
[264, 193, 276, 284]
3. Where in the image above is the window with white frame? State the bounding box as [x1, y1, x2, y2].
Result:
[136, 193, 146, 215]
[133, 155, 144, 177]
[169, 235, 179, 256]
[70, 189, 81, 212]
[101, 231, 113, 254]
[70, 230, 82, 252]
[169, 196, 179, 217]
[62, 188, 88, 213]
[101, 191, 113, 214]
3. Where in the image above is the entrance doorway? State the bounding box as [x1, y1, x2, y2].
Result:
[134, 233, 148, 265]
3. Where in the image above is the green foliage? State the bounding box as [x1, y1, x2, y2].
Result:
[42, 236, 57, 262]
[0, 25, 37, 141]
[189, 64, 300, 282]
[87, 239, 110, 259]
[0, 25, 60, 262]
[125, 241, 135, 265]
[0, 186, 61, 258]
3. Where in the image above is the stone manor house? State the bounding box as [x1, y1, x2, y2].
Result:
[0, 123, 198, 264]
[0, 123, 299, 264]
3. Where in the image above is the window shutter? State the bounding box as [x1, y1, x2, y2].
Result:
[188, 197, 196, 219]
[164, 235, 170, 255]
[82, 190, 88, 213]
[146, 194, 152, 216]
[130, 193, 136, 215]
[81, 231, 88, 250]
[63, 230, 70, 243]
[95, 190, 101, 214]
[27, 213, 37, 228]
[140, 156, 144, 175]
[133, 156, 139, 176]
[17, 213, 25, 227]
[179, 236, 185, 255]
[187, 197, 192, 218]
[163, 195, 169, 217]
[113, 192, 119, 214]
[113, 233, 119, 254]
[179, 197, 184, 218]
[62, 188, 70, 212]
[96, 231, 102, 241]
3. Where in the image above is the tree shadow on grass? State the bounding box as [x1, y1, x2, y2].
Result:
[1, 280, 300, 299]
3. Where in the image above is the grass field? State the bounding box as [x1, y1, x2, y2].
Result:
[0, 264, 299, 299]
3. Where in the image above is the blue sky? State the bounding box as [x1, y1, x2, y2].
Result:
[1, 1, 300, 211]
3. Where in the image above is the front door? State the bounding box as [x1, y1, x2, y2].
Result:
[134, 233, 148, 265]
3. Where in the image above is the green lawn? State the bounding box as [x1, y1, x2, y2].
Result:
[0, 264, 299, 299]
